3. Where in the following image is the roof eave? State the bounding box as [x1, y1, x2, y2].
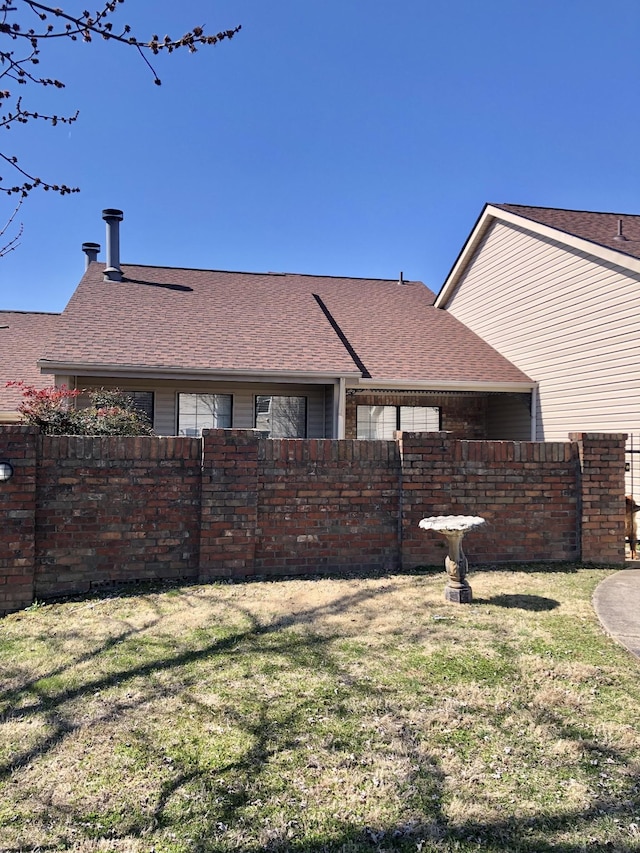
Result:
[434, 204, 505, 308]
[38, 360, 362, 384]
[350, 378, 536, 393]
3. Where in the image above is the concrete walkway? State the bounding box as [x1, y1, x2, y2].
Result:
[593, 569, 640, 659]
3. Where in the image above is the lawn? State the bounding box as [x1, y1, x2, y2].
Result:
[1, 566, 640, 852]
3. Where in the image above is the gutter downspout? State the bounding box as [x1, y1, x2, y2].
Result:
[531, 384, 539, 441]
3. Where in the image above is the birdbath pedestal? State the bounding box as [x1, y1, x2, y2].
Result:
[418, 515, 486, 604]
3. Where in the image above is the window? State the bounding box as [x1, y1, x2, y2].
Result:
[398, 406, 440, 432]
[126, 391, 154, 426]
[178, 393, 232, 436]
[256, 395, 307, 438]
[357, 406, 397, 440]
[356, 405, 440, 440]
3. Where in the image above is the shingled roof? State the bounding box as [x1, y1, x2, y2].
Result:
[494, 203, 640, 262]
[0, 311, 59, 414]
[40, 263, 531, 386]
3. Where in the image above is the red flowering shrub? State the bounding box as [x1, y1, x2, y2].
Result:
[6, 382, 153, 435]
[6, 380, 82, 434]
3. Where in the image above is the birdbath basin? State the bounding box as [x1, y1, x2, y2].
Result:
[418, 515, 486, 603]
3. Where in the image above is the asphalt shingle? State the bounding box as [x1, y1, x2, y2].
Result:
[0, 311, 60, 411]
[41, 264, 530, 385]
[495, 203, 640, 262]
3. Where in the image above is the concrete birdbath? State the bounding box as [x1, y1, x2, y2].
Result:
[418, 515, 486, 604]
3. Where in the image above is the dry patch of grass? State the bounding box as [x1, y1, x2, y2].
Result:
[1, 567, 640, 852]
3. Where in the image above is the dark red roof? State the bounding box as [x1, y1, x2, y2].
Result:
[40, 264, 530, 385]
[0, 311, 59, 411]
[494, 203, 640, 262]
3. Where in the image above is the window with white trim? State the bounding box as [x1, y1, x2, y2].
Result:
[356, 405, 440, 440]
[178, 393, 232, 436]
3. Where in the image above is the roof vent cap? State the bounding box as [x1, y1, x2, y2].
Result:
[613, 218, 628, 241]
[81, 241, 100, 270]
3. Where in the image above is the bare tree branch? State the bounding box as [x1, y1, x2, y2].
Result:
[0, 1, 240, 197]
[0, 197, 23, 256]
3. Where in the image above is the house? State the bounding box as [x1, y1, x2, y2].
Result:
[436, 204, 640, 449]
[2, 209, 535, 439]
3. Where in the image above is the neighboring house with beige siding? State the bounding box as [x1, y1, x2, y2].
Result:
[435, 203, 640, 446]
[2, 208, 535, 439]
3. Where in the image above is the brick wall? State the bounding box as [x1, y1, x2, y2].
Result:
[254, 438, 400, 575]
[0, 426, 627, 615]
[36, 434, 201, 598]
[0, 426, 37, 614]
[400, 432, 580, 567]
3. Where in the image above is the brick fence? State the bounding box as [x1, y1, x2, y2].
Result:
[0, 426, 626, 615]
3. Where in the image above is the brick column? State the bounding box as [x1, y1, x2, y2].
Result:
[569, 432, 626, 566]
[398, 431, 454, 569]
[199, 429, 260, 580]
[0, 425, 38, 615]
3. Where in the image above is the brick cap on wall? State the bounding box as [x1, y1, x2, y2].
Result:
[568, 432, 628, 441]
[0, 424, 39, 435]
[395, 430, 452, 439]
[201, 428, 267, 438]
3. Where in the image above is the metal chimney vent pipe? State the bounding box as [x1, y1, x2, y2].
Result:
[102, 208, 124, 281]
[81, 241, 100, 270]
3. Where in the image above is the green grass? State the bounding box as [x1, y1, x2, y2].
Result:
[1, 567, 640, 852]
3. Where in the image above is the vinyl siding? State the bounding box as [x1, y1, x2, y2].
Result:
[445, 220, 640, 441]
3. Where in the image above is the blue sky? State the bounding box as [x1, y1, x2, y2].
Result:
[2, 0, 640, 312]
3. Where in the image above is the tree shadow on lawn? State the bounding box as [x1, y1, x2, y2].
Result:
[7, 706, 639, 853]
[146, 701, 640, 853]
[0, 583, 398, 780]
[0, 582, 414, 849]
[2, 580, 640, 852]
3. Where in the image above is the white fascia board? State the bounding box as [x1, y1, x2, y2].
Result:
[435, 204, 640, 308]
[434, 204, 498, 308]
[349, 378, 535, 393]
[38, 360, 360, 385]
